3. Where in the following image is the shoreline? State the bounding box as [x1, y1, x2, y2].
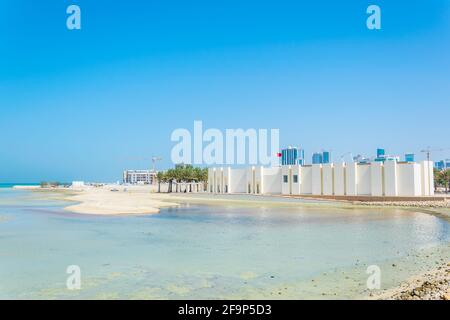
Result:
[32, 185, 180, 215]
[21, 185, 450, 219]
[13, 185, 450, 299]
[9, 183, 447, 210]
[370, 260, 450, 300]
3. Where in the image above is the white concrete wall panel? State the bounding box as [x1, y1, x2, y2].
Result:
[333, 163, 346, 196]
[208, 168, 215, 193]
[312, 164, 323, 195]
[291, 165, 301, 195]
[281, 166, 290, 195]
[346, 162, 358, 196]
[255, 166, 263, 194]
[356, 164, 371, 196]
[223, 167, 230, 193]
[427, 161, 435, 196]
[384, 160, 398, 196]
[398, 163, 421, 196]
[370, 162, 383, 196]
[300, 166, 313, 194]
[421, 161, 434, 196]
[322, 164, 334, 195]
[246, 167, 254, 194]
[230, 168, 246, 193]
[263, 167, 282, 194]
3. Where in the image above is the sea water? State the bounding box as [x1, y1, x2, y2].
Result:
[0, 188, 449, 299]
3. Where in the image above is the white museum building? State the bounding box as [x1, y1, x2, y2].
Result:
[207, 160, 434, 197]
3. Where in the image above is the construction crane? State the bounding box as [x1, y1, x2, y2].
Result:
[420, 147, 450, 196]
[339, 152, 353, 162]
[420, 147, 449, 162]
[125, 156, 162, 171]
[151, 156, 162, 172]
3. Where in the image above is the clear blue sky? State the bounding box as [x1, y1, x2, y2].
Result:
[1, 0, 449, 182]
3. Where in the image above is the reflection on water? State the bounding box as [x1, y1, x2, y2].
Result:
[0, 189, 449, 299]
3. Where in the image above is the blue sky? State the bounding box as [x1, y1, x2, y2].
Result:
[1, 0, 449, 182]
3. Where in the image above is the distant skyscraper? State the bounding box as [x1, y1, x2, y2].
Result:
[435, 159, 450, 170]
[312, 152, 323, 164]
[375, 148, 388, 162]
[405, 153, 415, 162]
[353, 154, 370, 163]
[435, 160, 445, 170]
[322, 151, 331, 164]
[281, 146, 304, 165]
[298, 149, 305, 165]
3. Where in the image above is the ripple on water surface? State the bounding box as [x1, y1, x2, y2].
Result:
[0, 190, 449, 299]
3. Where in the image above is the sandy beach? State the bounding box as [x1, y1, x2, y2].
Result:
[31, 184, 343, 215]
[12, 185, 41, 190]
[372, 260, 450, 300]
[31, 184, 450, 219]
[26, 185, 450, 299]
[41, 185, 180, 215]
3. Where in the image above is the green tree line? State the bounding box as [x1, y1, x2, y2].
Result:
[40, 181, 61, 188]
[156, 164, 208, 193]
[434, 168, 450, 193]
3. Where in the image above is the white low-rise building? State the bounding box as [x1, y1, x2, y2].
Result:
[123, 170, 157, 185]
[71, 181, 85, 190]
[208, 160, 434, 197]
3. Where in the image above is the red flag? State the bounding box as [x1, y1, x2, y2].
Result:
[277, 153, 282, 158]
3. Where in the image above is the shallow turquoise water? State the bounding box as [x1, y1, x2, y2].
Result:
[0, 183, 39, 188]
[0, 188, 449, 299]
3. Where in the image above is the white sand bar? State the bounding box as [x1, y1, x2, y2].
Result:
[62, 185, 179, 215]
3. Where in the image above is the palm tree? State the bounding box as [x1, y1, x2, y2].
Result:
[183, 165, 194, 192]
[166, 169, 175, 193]
[199, 168, 208, 191]
[434, 169, 450, 193]
[434, 168, 442, 192]
[193, 167, 202, 192]
[443, 169, 450, 193]
[162, 165, 208, 193]
[156, 171, 165, 193]
[174, 166, 184, 192]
